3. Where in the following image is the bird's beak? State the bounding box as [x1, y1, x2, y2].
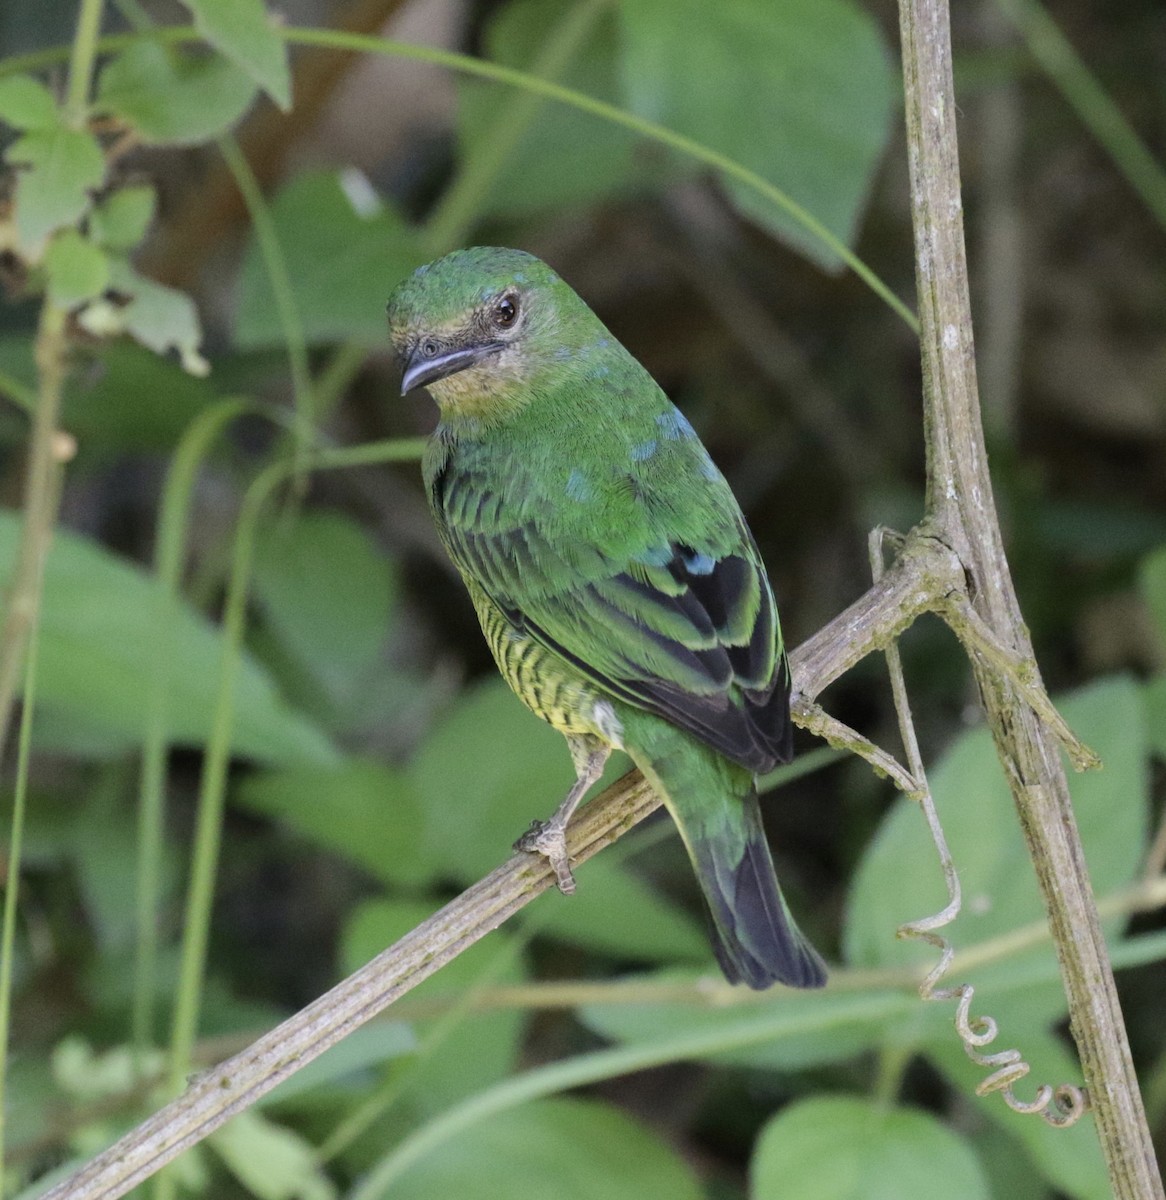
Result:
[400, 341, 504, 395]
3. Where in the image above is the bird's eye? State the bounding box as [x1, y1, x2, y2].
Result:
[420, 339, 439, 359]
[494, 295, 519, 328]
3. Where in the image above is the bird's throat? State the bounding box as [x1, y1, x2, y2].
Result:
[427, 366, 531, 430]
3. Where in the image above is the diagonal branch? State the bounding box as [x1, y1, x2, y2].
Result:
[37, 539, 964, 1200]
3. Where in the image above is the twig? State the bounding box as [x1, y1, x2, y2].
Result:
[898, 0, 1163, 1192]
[33, 534, 970, 1200]
[873, 530, 1087, 1127]
[37, 771, 659, 1200]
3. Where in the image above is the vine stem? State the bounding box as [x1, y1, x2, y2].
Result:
[0, 301, 69, 765]
[897, 0, 1162, 1193]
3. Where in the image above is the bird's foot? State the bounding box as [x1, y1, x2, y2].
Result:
[515, 819, 576, 895]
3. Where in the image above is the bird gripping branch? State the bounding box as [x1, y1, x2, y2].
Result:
[387, 246, 826, 990]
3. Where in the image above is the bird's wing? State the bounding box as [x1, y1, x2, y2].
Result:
[431, 450, 791, 773]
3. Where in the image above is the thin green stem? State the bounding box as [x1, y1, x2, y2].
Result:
[0, 24, 917, 332]
[311, 340, 368, 424]
[757, 744, 844, 793]
[284, 26, 918, 332]
[0, 371, 37, 416]
[0, 300, 68, 771]
[156, 436, 425, 1198]
[217, 136, 314, 481]
[351, 991, 910, 1199]
[64, 0, 106, 127]
[996, 0, 1166, 231]
[422, 0, 607, 254]
[0, 616, 42, 1183]
[133, 400, 257, 1059]
[872, 1040, 913, 1112]
[317, 930, 530, 1165]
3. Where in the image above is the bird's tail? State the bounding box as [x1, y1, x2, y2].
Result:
[625, 717, 826, 990]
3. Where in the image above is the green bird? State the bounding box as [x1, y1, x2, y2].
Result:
[387, 247, 826, 990]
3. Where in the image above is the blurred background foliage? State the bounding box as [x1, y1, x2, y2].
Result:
[0, 0, 1163, 1197]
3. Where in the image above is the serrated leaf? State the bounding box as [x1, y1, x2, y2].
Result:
[44, 228, 109, 307]
[5, 125, 104, 255]
[0, 511, 338, 765]
[387, 1098, 702, 1200]
[252, 509, 397, 709]
[0, 74, 59, 130]
[181, 0, 291, 110]
[845, 677, 1148, 980]
[751, 1095, 989, 1200]
[618, 0, 895, 269]
[90, 184, 156, 251]
[104, 259, 208, 375]
[97, 41, 257, 146]
[342, 899, 528, 1114]
[235, 760, 431, 888]
[235, 170, 422, 348]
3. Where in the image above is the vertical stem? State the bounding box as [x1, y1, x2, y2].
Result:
[155, 460, 290, 1200]
[133, 402, 255, 1059]
[0, 619, 43, 1181]
[0, 301, 68, 764]
[64, 0, 106, 127]
[897, 0, 1164, 1195]
[422, 0, 608, 254]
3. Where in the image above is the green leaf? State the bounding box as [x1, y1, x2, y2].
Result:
[459, 0, 679, 222]
[967, 1125, 1052, 1200]
[263, 1021, 417, 1108]
[181, 0, 291, 110]
[91, 259, 208, 376]
[617, 0, 895, 268]
[0, 511, 338, 765]
[751, 1095, 989, 1200]
[927, 1027, 1108, 1200]
[845, 677, 1148, 979]
[410, 679, 578, 881]
[235, 760, 431, 888]
[210, 1110, 335, 1200]
[5, 125, 104, 255]
[580, 977, 910, 1072]
[44, 228, 109, 307]
[342, 899, 528, 1114]
[388, 1097, 702, 1200]
[1139, 544, 1166, 644]
[529, 855, 709, 963]
[90, 184, 157, 251]
[252, 510, 397, 710]
[97, 41, 257, 146]
[0, 74, 59, 130]
[412, 681, 703, 961]
[1144, 675, 1166, 762]
[235, 170, 422, 348]
[63, 341, 218, 456]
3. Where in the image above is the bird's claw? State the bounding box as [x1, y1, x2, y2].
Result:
[515, 819, 576, 895]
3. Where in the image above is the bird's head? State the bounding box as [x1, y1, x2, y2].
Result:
[387, 247, 584, 422]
